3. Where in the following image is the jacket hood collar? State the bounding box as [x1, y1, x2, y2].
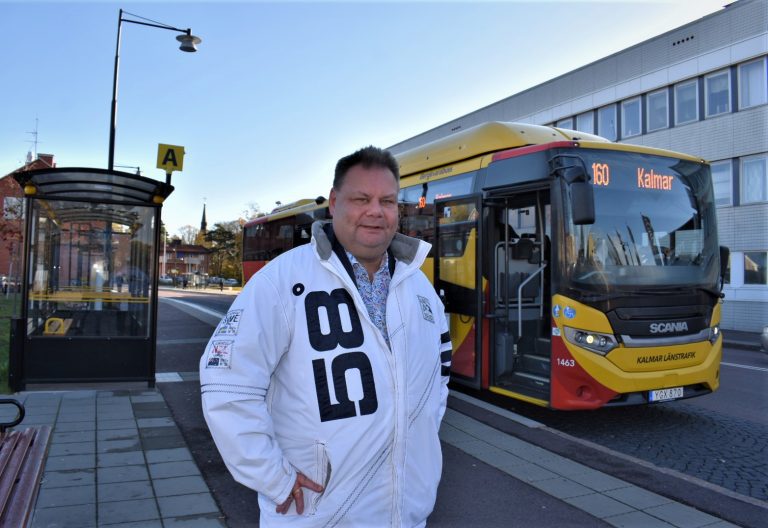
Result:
[311, 220, 423, 265]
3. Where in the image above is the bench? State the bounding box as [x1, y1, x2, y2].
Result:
[0, 399, 51, 527]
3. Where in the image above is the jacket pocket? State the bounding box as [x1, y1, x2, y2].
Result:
[279, 437, 331, 516]
[309, 441, 331, 514]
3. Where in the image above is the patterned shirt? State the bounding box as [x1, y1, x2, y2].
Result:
[347, 251, 391, 348]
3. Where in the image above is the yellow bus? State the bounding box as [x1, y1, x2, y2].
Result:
[243, 122, 728, 410]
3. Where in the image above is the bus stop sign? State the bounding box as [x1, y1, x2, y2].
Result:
[157, 144, 185, 173]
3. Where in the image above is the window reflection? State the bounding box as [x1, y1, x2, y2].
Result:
[27, 200, 156, 338]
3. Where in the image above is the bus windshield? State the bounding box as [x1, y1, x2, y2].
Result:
[564, 150, 719, 293]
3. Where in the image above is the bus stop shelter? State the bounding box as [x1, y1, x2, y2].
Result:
[9, 168, 173, 390]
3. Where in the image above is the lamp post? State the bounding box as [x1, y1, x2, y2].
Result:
[108, 9, 201, 171]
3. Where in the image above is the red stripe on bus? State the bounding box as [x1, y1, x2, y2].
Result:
[491, 141, 579, 162]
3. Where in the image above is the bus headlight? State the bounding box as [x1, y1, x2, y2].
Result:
[563, 326, 618, 356]
[709, 324, 720, 344]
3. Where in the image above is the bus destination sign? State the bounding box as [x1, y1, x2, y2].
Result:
[591, 162, 674, 191]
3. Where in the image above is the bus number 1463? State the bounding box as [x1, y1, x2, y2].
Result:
[557, 358, 576, 367]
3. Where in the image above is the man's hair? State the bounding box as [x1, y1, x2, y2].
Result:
[333, 146, 400, 190]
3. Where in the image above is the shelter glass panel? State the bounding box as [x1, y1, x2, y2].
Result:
[26, 199, 156, 338]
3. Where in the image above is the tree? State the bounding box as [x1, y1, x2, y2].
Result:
[178, 225, 199, 245]
[206, 221, 242, 278]
[241, 202, 262, 221]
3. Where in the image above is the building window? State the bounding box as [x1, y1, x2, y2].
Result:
[557, 117, 574, 129]
[576, 111, 594, 134]
[598, 104, 617, 141]
[711, 160, 732, 207]
[741, 155, 767, 204]
[739, 58, 767, 109]
[743, 252, 767, 285]
[647, 89, 669, 132]
[621, 97, 641, 138]
[705, 69, 731, 117]
[675, 80, 698, 125]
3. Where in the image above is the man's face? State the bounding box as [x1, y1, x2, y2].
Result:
[329, 164, 399, 271]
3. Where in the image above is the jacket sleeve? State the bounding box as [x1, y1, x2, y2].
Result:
[199, 272, 296, 504]
[436, 297, 452, 424]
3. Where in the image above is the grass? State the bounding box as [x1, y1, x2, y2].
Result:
[0, 294, 21, 394]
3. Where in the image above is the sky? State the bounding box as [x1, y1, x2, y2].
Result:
[0, 0, 731, 237]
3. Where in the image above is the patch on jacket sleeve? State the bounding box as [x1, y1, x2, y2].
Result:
[215, 309, 244, 336]
[206, 340, 234, 368]
[417, 295, 434, 323]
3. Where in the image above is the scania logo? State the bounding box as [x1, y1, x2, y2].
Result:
[649, 322, 688, 334]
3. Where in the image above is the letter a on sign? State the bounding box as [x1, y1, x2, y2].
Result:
[157, 144, 185, 172]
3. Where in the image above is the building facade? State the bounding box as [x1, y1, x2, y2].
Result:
[390, 0, 768, 332]
[0, 153, 56, 288]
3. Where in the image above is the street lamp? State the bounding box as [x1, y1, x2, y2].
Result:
[108, 9, 201, 171]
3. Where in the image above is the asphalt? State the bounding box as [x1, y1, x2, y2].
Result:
[2, 295, 765, 528]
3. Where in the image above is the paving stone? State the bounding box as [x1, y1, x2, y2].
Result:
[529, 476, 595, 499]
[162, 514, 227, 527]
[98, 419, 137, 430]
[52, 430, 95, 444]
[153, 475, 209, 497]
[99, 521, 163, 528]
[149, 461, 201, 479]
[54, 420, 96, 433]
[137, 417, 175, 428]
[157, 493, 219, 518]
[31, 502, 96, 527]
[139, 425, 181, 438]
[131, 394, 165, 403]
[41, 469, 96, 489]
[97, 464, 150, 484]
[98, 480, 154, 503]
[98, 498, 159, 525]
[643, 503, 723, 528]
[35, 484, 96, 508]
[145, 447, 193, 464]
[44, 454, 96, 471]
[48, 441, 96, 457]
[603, 510, 677, 528]
[565, 492, 636, 518]
[57, 412, 96, 423]
[132, 402, 171, 419]
[142, 434, 187, 450]
[97, 450, 146, 468]
[97, 428, 139, 442]
[20, 415, 58, 425]
[568, 468, 631, 493]
[98, 438, 142, 453]
[499, 460, 559, 483]
[438, 423, 479, 445]
[604, 486, 673, 510]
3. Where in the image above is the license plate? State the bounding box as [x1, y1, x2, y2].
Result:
[649, 387, 684, 402]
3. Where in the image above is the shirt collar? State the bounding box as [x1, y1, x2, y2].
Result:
[346, 251, 389, 280]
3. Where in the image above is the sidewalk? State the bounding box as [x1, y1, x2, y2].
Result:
[6, 386, 765, 527]
[4, 389, 225, 527]
[722, 329, 763, 351]
[4, 295, 764, 527]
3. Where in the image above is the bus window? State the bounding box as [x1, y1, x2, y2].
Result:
[399, 172, 476, 250]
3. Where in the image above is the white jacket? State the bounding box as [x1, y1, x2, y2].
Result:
[200, 222, 452, 527]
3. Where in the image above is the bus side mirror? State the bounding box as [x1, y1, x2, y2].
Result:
[570, 181, 595, 225]
[719, 246, 730, 286]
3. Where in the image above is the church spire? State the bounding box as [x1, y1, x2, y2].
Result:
[200, 203, 207, 233]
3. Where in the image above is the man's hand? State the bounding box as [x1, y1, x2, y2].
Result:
[276, 472, 325, 515]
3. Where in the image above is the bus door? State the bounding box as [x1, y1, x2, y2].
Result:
[485, 188, 551, 403]
[434, 194, 482, 389]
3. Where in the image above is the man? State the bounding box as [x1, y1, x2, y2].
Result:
[200, 146, 452, 527]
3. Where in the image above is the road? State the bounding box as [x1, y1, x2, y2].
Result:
[156, 288, 768, 503]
